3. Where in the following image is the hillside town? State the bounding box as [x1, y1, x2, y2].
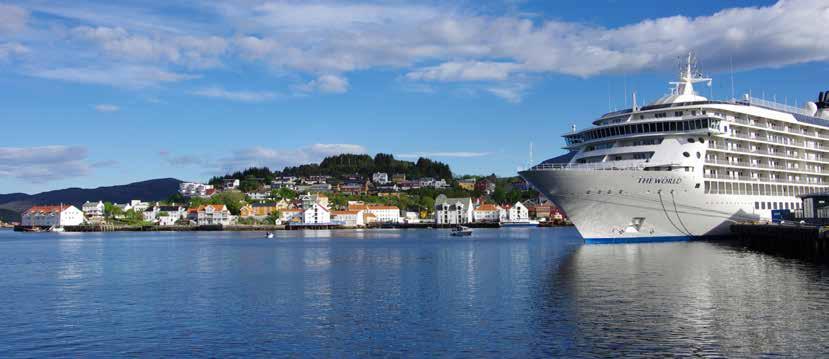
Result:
[17, 172, 565, 230]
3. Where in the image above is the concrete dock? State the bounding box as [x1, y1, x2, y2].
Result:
[730, 223, 829, 262]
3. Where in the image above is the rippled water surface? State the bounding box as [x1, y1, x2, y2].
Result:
[1, 227, 828, 357]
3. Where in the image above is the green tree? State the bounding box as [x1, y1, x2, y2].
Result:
[265, 210, 282, 224]
[209, 191, 247, 215]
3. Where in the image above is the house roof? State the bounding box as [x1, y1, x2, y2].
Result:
[475, 204, 499, 211]
[25, 205, 72, 214]
[332, 210, 361, 215]
[435, 194, 472, 206]
[188, 204, 227, 213]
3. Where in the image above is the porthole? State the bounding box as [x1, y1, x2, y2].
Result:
[687, 138, 695, 143]
[698, 138, 705, 143]
[696, 152, 701, 159]
[683, 152, 690, 157]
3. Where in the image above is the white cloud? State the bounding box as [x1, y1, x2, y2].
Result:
[193, 86, 278, 102]
[0, 42, 29, 60]
[31, 65, 197, 88]
[72, 26, 227, 69]
[94, 104, 120, 112]
[406, 61, 521, 82]
[0, 146, 93, 183]
[398, 151, 490, 158]
[0, 4, 28, 34]
[9, 0, 829, 98]
[298, 75, 349, 93]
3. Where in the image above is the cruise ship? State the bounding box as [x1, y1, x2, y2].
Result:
[520, 54, 829, 243]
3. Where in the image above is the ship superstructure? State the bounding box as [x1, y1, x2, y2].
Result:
[520, 54, 829, 242]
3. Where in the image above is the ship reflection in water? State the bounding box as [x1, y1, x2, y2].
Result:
[0, 228, 827, 357]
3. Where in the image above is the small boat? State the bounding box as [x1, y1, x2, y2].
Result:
[450, 226, 472, 236]
[265, 232, 274, 239]
[48, 226, 65, 232]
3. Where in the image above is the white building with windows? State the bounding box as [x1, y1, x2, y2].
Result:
[372, 172, 389, 184]
[348, 204, 400, 223]
[82, 201, 105, 219]
[22, 205, 84, 227]
[332, 210, 365, 227]
[508, 202, 530, 222]
[303, 203, 331, 224]
[143, 205, 186, 225]
[473, 204, 502, 223]
[434, 194, 473, 225]
[189, 204, 233, 225]
[179, 182, 215, 197]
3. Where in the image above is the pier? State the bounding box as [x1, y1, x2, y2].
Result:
[730, 223, 829, 262]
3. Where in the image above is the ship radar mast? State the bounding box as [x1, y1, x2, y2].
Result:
[650, 52, 712, 105]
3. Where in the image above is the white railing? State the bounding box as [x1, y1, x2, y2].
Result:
[741, 97, 814, 116]
[529, 163, 645, 171]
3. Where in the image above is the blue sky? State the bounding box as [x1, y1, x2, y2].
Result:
[2, 0, 829, 194]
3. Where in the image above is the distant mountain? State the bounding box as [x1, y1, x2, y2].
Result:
[0, 178, 183, 221]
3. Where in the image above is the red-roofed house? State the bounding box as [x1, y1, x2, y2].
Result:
[22, 205, 84, 227]
[473, 203, 502, 223]
[347, 204, 400, 223]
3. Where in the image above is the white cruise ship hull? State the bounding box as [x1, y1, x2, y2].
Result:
[520, 169, 763, 243]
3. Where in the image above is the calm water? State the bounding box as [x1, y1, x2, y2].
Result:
[1, 227, 828, 357]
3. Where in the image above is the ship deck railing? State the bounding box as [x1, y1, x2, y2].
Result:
[529, 163, 645, 171]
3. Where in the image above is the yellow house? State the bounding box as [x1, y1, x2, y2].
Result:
[240, 202, 279, 218]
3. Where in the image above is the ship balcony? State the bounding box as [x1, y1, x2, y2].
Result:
[704, 159, 825, 175]
[703, 173, 824, 185]
[730, 118, 829, 142]
[707, 144, 825, 163]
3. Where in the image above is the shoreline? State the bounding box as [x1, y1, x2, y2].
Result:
[13, 222, 572, 233]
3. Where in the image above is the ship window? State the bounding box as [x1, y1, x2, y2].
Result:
[695, 119, 702, 129]
[761, 202, 766, 209]
[683, 152, 690, 157]
[639, 115, 644, 119]
[698, 138, 705, 143]
[695, 183, 700, 189]
[696, 152, 701, 159]
[670, 121, 677, 131]
[637, 124, 643, 133]
[687, 138, 695, 143]
[755, 202, 759, 210]
[675, 111, 683, 116]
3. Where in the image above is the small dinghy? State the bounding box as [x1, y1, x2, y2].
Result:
[265, 232, 274, 239]
[450, 226, 472, 237]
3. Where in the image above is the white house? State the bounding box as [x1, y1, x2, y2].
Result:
[303, 203, 331, 224]
[189, 204, 233, 225]
[508, 202, 530, 222]
[179, 182, 215, 197]
[473, 204, 501, 223]
[331, 210, 365, 227]
[223, 178, 240, 190]
[82, 201, 105, 218]
[372, 172, 389, 184]
[434, 194, 473, 225]
[403, 211, 420, 224]
[144, 205, 186, 225]
[301, 193, 329, 209]
[246, 191, 270, 201]
[22, 205, 84, 227]
[348, 204, 400, 223]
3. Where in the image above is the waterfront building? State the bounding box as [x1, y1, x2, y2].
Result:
[457, 179, 476, 191]
[348, 204, 401, 223]
[240, 202, 279, 219]
[372, 172, 389, 184]
[508, 202, 530, 222]
[337, 181, 368, 196]
[528, 204, 554, 221]
[143, 205, 186, 225]
[189, 204, 233, 225]
[434, 194, 473, 225]
[179, 182, 215, 198]
[473, 204, 501, 223]
[223, 179, 240, 190]
[21, 205, 84, 227]
[331, 210, 365, 227]
[403, 211, 420, 224]
[303, 203, 331, 224]
[280, 209, 303, 223]
[82, 201, 105, 219]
